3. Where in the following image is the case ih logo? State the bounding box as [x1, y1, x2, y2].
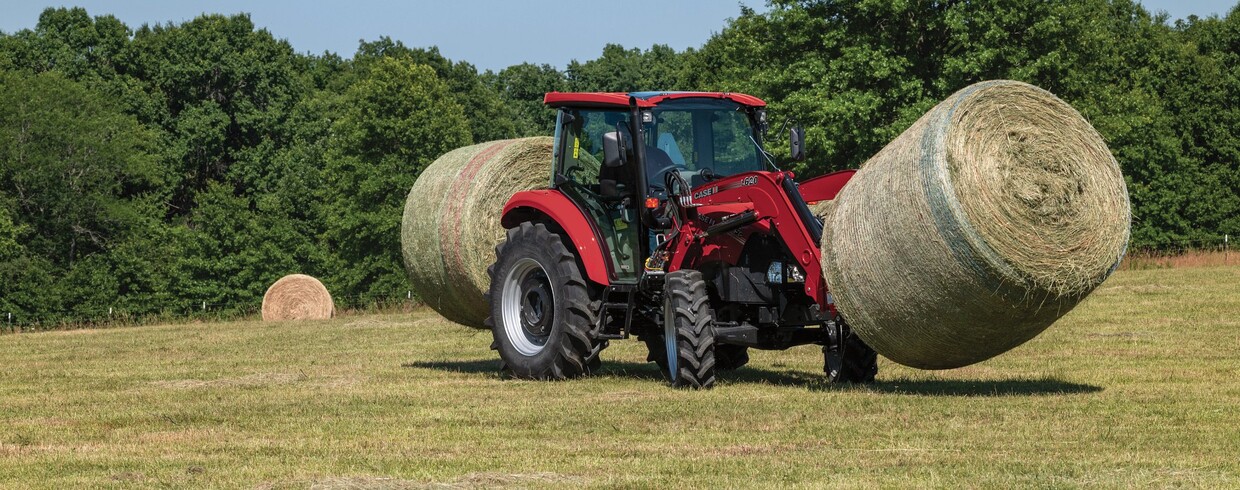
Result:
[684, 175, 760, 206]
[692, 186, 718, 200]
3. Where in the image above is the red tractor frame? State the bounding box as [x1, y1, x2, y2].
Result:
[486, 91, 875, 389]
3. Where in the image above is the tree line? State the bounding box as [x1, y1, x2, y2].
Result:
[1, 1, 1236, 324]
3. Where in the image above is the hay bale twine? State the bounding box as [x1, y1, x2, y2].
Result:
[821, 80, 1130, 369]
[400, 137, 553, 328]
[261, 274, 335, 321]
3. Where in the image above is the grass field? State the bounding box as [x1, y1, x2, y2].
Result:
[1121, 249, 1234, 270]
[2, 266, 1238, 488]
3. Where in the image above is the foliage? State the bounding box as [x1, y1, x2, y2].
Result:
[354, 37, 517, 143]
[485, 62, 566, 136]
[318, 57, 471, 298]
[0, 2, 1234, 322]
[0, 70, 159, 318]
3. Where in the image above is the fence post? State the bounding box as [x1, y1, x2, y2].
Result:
[1226, 234, 1229, 265]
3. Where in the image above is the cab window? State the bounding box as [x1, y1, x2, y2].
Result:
[559, 109, 630, 192]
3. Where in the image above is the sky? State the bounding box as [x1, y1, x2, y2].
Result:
[1, 0, 1235, 73]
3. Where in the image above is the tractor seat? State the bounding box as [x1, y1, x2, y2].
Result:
[646, 146, 691, 188]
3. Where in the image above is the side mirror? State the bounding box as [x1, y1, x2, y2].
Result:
[789, 127, 806, 162]
[603, 130, 629, 168]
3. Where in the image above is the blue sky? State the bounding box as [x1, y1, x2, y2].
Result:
[1, 1, 1234, 73]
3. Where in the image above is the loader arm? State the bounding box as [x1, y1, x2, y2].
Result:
[797, 169, 855, 203]
[664, 170, 829, 306]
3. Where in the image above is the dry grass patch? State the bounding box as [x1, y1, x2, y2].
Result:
[1121, 248, 1235, 270]
[0, 266, 1237, 488]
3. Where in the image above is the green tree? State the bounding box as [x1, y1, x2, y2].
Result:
[1157, 9, 1240, 244]
[355, 38, 517, 143]
[486, 62, 566, 136]
[318, 57, 471, 298]
[0, 7, 130, 80]
[566, 43, 688, 92]
[0, 71, 158, 266]
[120, 13, 306, 214]
[0, 201, 23, 261]
[0, 71, 159, 318]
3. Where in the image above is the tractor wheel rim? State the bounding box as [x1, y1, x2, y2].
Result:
[663, 295, 678, 380]
[519, 273, 553, 337]
[502, 257, 552, 356]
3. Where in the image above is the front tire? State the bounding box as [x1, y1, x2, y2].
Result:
[486, 222, 597, 379]
[660, 270, 716, 389]
[824, 331, 878, 383]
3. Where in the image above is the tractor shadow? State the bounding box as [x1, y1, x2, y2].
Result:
[402, 360, 1100, 396]
[402, 358, 668, 381]
[402, 359, 506, 375]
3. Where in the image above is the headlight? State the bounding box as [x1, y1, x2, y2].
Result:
[767, 262, 805, 284]
[767, 262, 783, 284]
[786, 263, 805, 283]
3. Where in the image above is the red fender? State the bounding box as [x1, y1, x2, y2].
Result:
[501, 190, 613, 286]
[798, 169, 856, 203]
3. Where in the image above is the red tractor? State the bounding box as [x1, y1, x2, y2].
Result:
[486, 91, 874, 389]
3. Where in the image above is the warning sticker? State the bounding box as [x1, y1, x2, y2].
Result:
[573, 137, 580, 159]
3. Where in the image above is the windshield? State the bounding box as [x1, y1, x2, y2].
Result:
[555, 99, 764, 198]
[646, 98, 763, 179]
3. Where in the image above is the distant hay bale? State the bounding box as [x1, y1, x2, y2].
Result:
[821, 80, 1130, 369]
[261, 274, 335, 321]
[401, 137, 553, 328]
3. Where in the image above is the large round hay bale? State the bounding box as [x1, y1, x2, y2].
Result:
[261, 274, 335, 321]
[821, 80, 1130, 369]
[401, 137, 553, 328]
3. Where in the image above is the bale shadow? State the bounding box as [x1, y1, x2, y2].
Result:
[403, 359, 1101, 396]
[855, 377, 1103, 396]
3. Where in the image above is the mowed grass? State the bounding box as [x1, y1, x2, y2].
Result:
[2, 267, 1238, 489]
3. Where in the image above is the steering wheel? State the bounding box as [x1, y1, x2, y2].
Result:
[650, 164, 681, 187]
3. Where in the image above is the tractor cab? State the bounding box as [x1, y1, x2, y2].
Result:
[545, 92, 779, 282]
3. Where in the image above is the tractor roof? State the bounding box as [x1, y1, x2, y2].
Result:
[543, 91, 766, 109]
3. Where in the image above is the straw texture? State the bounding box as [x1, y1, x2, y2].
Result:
[400, 137, 553, 328]
[261, 274, 335, 321]
[821, 80, 1130, 369]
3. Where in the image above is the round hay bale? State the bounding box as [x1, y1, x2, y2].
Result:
[821, 80, 1130, 369]
[400, 137, 554, 328]
[261, 274, 335, 321]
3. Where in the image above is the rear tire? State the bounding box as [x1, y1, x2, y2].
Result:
[660, 270, 716, 389]
[486, 222, 598, 380]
